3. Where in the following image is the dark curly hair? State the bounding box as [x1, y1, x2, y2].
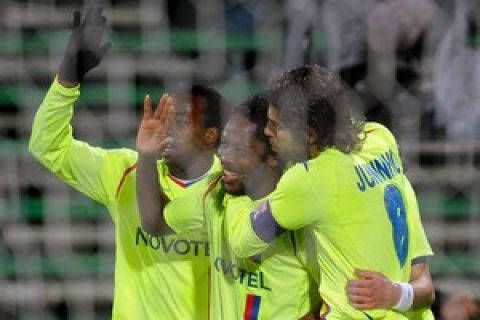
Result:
[267, 65, 364, 154]
[232, 94, 272, 160]
[174, 81, 232, 146]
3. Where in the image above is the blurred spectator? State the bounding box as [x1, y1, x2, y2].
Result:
[365, 0, 436, 102]
[167, 0, 199, 59]
[365, 0, 440, 139]
[322, 0, 379, 75]
[433, 0, 480, 141]
[224, 0, 258, 80]
[284, 0, 317, 68]
[432, 289, 480, 320]
[322, 0, 443, 139]
[222, 0, 316, 79]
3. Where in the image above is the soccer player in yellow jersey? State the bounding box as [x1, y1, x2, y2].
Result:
[29, 7, 229, 319]
[346, 179, 435, 320]
[136, 95, 321, 319]
[226, 65, 435, 319]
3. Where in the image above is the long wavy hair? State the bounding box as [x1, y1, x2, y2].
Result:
[267, 65, 364, 154]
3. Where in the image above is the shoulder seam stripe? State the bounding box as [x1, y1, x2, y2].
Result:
[115, 162, 138, 198]
[204, 175, 222, 198]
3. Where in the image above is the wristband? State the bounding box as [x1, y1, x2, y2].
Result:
[393, 282, 414, 312]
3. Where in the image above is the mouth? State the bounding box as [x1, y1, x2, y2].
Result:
[222, 168, 246, 195]
[222, 169, 242, 185]
[162, 141, 175, 155]
[223, 168, 242, 179]
[269, 139, 278, 152]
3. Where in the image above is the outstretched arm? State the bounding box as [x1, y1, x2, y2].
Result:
[136, 94, 175, 236]
[29, 7, 118, 206]
[228, 165, 317, 258]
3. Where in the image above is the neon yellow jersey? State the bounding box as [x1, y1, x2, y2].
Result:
[404, 179, 435, 320]
[164, 175, 320, 319]
[404, 179, 433, 264]
[29, 78, 217, 319]
[229, 123, 433, 319]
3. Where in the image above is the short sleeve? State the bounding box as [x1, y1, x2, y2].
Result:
[404, 180, 434, 263]
[269, 164, 322, 230]
[225, 196, 270, 258]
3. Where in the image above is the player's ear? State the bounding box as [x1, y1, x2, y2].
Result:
[204, 128, 219, 146]
[307, 128, 317, 145]
[307, 128, 320, 157]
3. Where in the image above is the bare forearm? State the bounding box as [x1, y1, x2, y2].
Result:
[410, 262, 435, 309]
[135, 90, 175, 235]
[136, 153, 172, 235]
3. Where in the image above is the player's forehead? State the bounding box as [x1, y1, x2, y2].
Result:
[222, 115, 256, 143]
[172, 92, 206, 116]
[171, 93, 190, 112]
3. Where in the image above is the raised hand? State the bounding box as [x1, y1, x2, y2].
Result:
[59, 7, 111, 86]
[346, 269, 401, 310]
[136, 94, 176, 156]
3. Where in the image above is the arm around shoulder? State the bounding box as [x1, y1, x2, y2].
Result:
[225, 197, 272, 258]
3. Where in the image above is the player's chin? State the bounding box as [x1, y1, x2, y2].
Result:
[269, 139, 279, 152]
[222, 180, 245, 196]
[267, 152, 279, 169]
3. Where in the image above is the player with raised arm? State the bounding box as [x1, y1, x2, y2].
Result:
[29, 7, 228, 319]
[136, 95, 322, 319]
[226, 65, 435, 319]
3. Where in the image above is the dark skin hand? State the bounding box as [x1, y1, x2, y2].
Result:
[136, 94, 176, 236]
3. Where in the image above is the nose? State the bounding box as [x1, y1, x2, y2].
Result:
[219, 144, 234, 166]
[264, 124, 274, 138]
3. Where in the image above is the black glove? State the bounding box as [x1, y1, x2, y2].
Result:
[59, 7, 111, 84]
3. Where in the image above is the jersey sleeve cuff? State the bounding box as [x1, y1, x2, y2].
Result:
[411, 254, 433, 265]
[52, 76, 81, 98]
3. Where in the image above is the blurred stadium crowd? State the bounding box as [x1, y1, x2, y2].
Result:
[0, 0, 479, 319]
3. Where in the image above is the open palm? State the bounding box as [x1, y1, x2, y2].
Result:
[136, 94, 175, 156]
